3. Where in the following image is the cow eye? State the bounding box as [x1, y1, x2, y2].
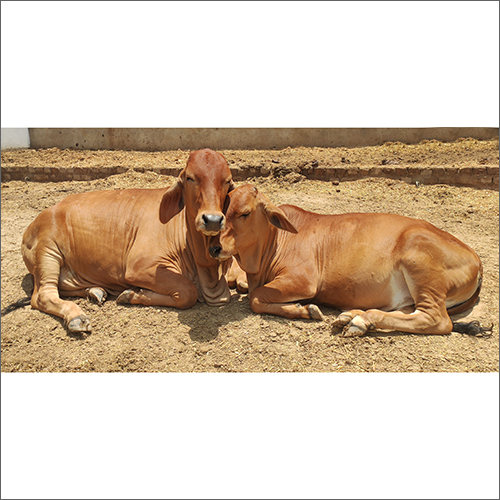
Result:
[186, 176, 195, 183]
[239, 212, 250, 219]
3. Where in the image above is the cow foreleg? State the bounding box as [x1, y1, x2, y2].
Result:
[249, 280, 323, 320]
[226, 258, 249, 294]
[116, 277, 198, 310]
[34, 284, 91, 333]
[120, 265, 200, 309]
[116, 287, 198, 309]
[59, 287, 108, 305]
[86, 287, 108, 305]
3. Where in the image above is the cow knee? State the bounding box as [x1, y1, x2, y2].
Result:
[407, 309, 453, 334]
[176, 284, 199, 309]
[431, 316, 453, 334]
[248, 295, 265, 314]
[236, 274, 249, 294]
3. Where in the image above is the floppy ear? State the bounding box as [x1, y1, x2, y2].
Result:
[263, 202, 298, 234]
[159, 179, 184, 224]
[223, 180, 236, 213]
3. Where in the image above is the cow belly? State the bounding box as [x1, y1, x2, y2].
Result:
[318, 269, 414, 312]
[58, 267, 125, 296]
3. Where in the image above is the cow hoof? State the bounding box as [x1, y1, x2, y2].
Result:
[332, 313, 353, 328]
[236, 280, 249, 294]
[342, 316, 369, 337]
[67, 315, 92, 333]
[307, 304, 324, 321]
[342, 324, 366, 337]
[86, 287, 107, 305]
[116, 289, 135, 304]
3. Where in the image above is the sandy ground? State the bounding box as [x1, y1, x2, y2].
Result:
[1, 140, 498, 372]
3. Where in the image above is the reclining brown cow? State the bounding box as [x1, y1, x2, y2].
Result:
[21, 148, 235, 333]
[210, 184, 484, 336]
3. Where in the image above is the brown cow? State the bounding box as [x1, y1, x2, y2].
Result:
[21, 148, 235, 333]
[210, 184, 484, 336]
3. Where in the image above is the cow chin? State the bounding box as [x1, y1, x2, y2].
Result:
[202, 229, 222, 237]
[216, 250, 233, 261]
[208, 240, 234, 260]
[218, 250, 234, 260]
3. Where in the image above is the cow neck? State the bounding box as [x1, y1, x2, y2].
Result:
[184, 211, 230, 305]
[245, 225, 279, 291]
[184, 214, 214, 268]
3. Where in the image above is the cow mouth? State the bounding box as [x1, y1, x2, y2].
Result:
[201, 229, 222, 237]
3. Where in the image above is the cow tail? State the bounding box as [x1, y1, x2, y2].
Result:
[449, 272, 493, 335]
[447, 275, 482, 317]
[1, 297, 32, 316]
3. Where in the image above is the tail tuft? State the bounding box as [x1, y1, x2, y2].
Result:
[452, 320, 494, 336]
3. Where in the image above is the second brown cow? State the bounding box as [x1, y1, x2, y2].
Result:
[210, 184, 483, 336]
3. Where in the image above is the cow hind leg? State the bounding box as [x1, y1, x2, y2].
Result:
[336, 304, 491, 337]
[338, 306, 452, 337]
[332, 310, 367, 330]
[31, 274, 92, 333]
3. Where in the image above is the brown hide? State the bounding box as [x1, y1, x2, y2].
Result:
[21, 149, 234, 333]
[216, 184, 483, 336]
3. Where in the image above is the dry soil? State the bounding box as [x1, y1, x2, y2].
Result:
[1, 140, 498, 372]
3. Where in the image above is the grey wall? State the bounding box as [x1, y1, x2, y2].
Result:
[1, 128, 30, 149]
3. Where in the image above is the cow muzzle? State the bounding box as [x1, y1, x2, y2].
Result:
[198, 213, 226, 235]
[209, 245, 223, 259]
[209, 241, 233, 261]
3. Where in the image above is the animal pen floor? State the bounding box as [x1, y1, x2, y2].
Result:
[1, 139, 499, 372]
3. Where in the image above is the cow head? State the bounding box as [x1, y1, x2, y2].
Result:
[210, 184, 297, 271]
[159, 149, 234, 235]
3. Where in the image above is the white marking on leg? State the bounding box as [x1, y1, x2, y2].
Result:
[387, 270, 414, 311]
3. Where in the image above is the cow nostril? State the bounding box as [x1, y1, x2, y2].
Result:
[203, 214, 224, 226]
[209, 246, 222, 258]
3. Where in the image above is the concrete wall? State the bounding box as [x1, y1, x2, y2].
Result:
[28, 127, 499, 151]
[1, 128, 30, 150]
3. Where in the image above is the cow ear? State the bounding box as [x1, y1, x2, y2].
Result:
[223, 180, 236, 213]
[263, 203, 298, 234]
[159, 179, 184, 224]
